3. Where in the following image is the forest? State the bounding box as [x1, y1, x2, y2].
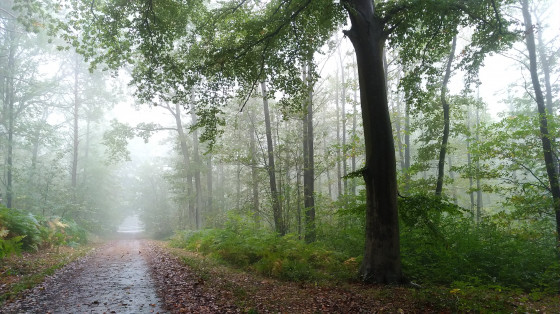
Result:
[0, 0, 559, 312]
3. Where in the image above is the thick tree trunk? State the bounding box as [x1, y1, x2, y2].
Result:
[302, 63, 316, 243]
[343, 0, 403, 284]
[435, 36, 457, 196]
[173, 103, 195, 229]
[261, 81, 284, 235]
[521, 0, 560, 245]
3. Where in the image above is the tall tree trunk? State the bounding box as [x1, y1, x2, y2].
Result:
[248, 109, 260, 220]
[466, 105, 475, 214]
[535, 16, 554, 115]
[335, 66, 343, 199]
[475, 105, 483, 223]
[173, 103, 194, 229]
[5, 21, 16, 209]
[296, 168, 302, 237]
[302, 63, 316, 243]
[522, 0, 560, 245]
[71, 55, 80, 189]
[207, 154, 213, 213]
[261, 81, 284, 235]
[351, 64, 358, 195]
[338, 48, 348, 194]
[343, 0, 403, 284]
[324, 131, 332, 199]
[448, 155, 458, 205]
[191, 108, 203, 229]
[435, 36, 457, 196]
[404, 91, 411, 193]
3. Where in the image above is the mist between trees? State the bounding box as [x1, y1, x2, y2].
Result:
[1, 0, 559, 295]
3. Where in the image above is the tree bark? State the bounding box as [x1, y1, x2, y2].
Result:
[191, 108, 203, 229]
[71, 54, 80, 189]
[249, 108, 260, 220]
[535, 15, 554, 115]
[261, 81, 284, 235]
[435, 35, 457, 196]
[475, 105, 483, 223]
[404, 100, 411, 193]
[335, 66, 343, 199]
[466, 105, 475, 214]
[521, 0, 560, 245]
[343, 0, 403, 284]
[338, 48, 348, 195]
[5, 19, 16, 209]
[302, 63, 316, 243]
[173, 103, 195, 229]
[207, 154, 213, 213]
[351, 64, 358, 195]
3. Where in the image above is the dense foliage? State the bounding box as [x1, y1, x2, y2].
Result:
[0, 206, 87, 258]
[171, 192, 559, 293]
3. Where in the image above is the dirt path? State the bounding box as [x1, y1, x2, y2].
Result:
[2, 239, 166, 313]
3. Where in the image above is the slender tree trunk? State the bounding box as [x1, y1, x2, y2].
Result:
[324, 131, 332, 199]
[475, 105, 483, 223]
[448, 155, 458, 205]
[5, 23, 16, 209]
[335, 67, 343, 199]
[191, 108, 203, 229]
[236, 160, 241, 210]
[394, 70, 405, 172]
[343, 0, 403, 284]
[248, 109, 260, 220]
[296, 168, 302, 238]
[338, 48, 348, 194]
[466, 105, 475, 214]
[536, 16, 554, 115]
[207, 154, 213, 213]
[31, 108, 49, 178]
[351, 64, 358, 195]
[302, 63, 316, 243]
[521, 0, 560, 245]
[71, 55, 80, 189]
[261, 81, 284, 235]
[404, 100, 411, 193]
[435, 36, 457, 196]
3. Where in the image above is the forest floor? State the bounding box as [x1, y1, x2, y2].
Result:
[1, 238, 558, 313]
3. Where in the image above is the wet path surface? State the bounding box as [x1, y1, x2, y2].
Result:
[3, 239, 166, 313]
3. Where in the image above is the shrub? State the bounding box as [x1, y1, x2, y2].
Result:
[170, 214, 353, 281]
[0, 207, 41, 251]
[0, 206, 87, 258]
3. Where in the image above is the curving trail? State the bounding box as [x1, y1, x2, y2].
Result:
[2, 239, 166, 314]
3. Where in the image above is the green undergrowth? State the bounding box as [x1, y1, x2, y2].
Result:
[170, 216, 357, 282]
[0, 206, 88, 259]
[169, 193, 559, 304]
